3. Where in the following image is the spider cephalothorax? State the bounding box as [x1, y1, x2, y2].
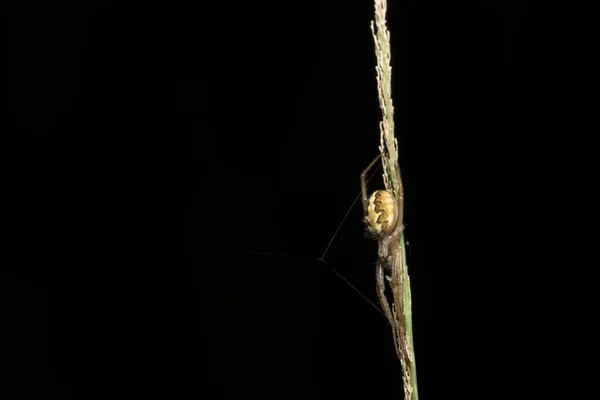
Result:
[361, 154, 404, 271]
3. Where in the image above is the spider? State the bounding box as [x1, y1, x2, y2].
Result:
[360, 153, 404, 273]
[361, 153, 405, 330]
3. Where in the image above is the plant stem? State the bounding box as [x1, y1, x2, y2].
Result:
[371, 1, 419, 398]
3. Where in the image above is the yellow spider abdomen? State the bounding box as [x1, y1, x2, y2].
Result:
[366, 190, 397, 236]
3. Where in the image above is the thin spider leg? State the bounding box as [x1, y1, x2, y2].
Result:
[376, 259, 402, 361]
[388, 223, 405, 248]
[375, 260, 395, 328]
[394, 161, 404, 227]
[390, 247, 411, 367]
[360, 153, 382, 212]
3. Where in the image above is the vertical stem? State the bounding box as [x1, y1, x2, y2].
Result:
[371, 1, 418, 398]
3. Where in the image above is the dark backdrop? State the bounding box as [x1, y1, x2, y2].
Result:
[6, 1, 567, 399]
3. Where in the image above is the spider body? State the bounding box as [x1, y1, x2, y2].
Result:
[361, 154, 404, 272]
[360, 153, 406, 352]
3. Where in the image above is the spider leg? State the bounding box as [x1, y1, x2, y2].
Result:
[376, 257, 402, 361]
[393, 161, 404, 227]
[375, 258, 395, 328]
[360, 153, 382, 214]
[389, 223, 405, 248]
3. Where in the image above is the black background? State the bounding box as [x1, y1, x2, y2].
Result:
[5, 1, 573, 398]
